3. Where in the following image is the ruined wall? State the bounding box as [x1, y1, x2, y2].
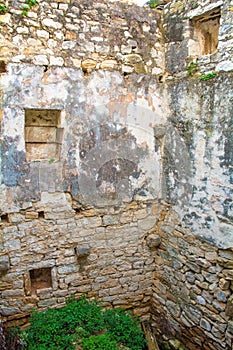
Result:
[0, 0, 233, 349]
[0, 0, 167, 326]
[149, 2, 233, 349]
[0, 0, 163, 75]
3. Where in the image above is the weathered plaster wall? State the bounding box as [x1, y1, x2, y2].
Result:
[164, 76, 233, 248]
[0, 0, 233, 349]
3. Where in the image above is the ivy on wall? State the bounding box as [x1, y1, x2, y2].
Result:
[0, 0, 38, 15]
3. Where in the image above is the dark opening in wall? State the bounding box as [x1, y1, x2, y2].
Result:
[0, 61, 7, 73]
[29, 267, 52, 294]
[190, 7, 221, 56]
[38, 211, 45, 219]
[25, 109, 63, 161]
[0, 214, 9, 223]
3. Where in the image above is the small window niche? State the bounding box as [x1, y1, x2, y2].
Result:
[190, 7, 221, 56]
[0, 214, 9, 223]
[29, 267, 52, 294]
[25, 109, 63, 162]
[0, 61, 7, 73]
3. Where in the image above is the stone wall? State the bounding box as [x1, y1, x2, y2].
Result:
[0, 0, 233, 349]
[1, 196, 165, 322]
[151, 205, 233, 350]
[0, 0, 164, 75]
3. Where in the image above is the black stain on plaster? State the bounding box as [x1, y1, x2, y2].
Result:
[96, 158, 137, 188]
[223, 198, 233, 220]
[220, 118, 233, 173]
[70, 176, 80, 197]
[79, 124, 129, 160]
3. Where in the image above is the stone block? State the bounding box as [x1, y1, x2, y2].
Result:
[62, 41, 76, 50]
[215, 289, 229, 302]
[0, 255, 10, 272]
[38, 298, 57, 308]
[138, 218, 157, 232]
[75, 245, 90, 258]
[212, 300, 226, 312]
[100, 60, 118, 70]
[24, 273, 31, 296]
[146, 234, 161, 249]
[102, 215, 119, 226]
[200, 318, 211, 331]
[25, 126, 57, 143]
[25, 211, 39, 219]
[227, 320, 233, 334]
[4, 239, 21, 251]
[219, 278, 230, 290]
[196, 296, 206, 305]
[0, 281, 12, 290]
[122, 65, 134, 74]
[33, 55, 49, 65]
[123, 54, 142, 64]
[226, 295, 233, 317]
[42, 18, 63, 29]
[1, 307, 20, 316]
[58, 264, 77, 274]
[26, 143, 60, 161]
[81, 59, 97, 72]
[166, 300, 181, 318]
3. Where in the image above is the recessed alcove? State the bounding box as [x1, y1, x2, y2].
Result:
[0, 61, 7, 73]
[25, 109, 63, 162]
[0, 214, 9, 223]
[190, 7, 221, 56]
[38, 211, 45, 219]
[29, 267, 52, 294]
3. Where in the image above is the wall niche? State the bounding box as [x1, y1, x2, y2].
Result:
[25, 109, 63, 162]
[190, 7, 221, 56]
[29, 267, 52, 295]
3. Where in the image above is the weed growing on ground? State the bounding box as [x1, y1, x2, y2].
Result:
[20, 295, 147, 350]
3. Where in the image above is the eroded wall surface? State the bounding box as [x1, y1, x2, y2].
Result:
[0, 0, 233, 349]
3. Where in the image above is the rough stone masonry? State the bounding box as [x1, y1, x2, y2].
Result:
[0, 0, 232, 349]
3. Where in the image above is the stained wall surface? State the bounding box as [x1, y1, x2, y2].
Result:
[0, 0, 233, 349]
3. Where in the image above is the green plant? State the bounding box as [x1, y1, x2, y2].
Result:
[22, 0, 38, 15]
[187, 61, 198, 76]
[148, 0, 159, 9]
[199, 72, 216, 81]
[49, 158, 55, 163]
[0, 2, 8, 14]
[82, 334, 119, 350]
[103, 308, 147, 350]
[0, 0, 38, 15]
[21, 296, 147, 350]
